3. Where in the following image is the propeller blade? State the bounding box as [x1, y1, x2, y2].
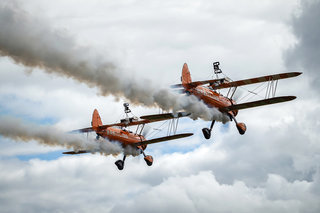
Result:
[142, 125, 152, 137]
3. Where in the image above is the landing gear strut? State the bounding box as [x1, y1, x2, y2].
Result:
[115, 155, 126, 170]
[202, 120, 215, 139]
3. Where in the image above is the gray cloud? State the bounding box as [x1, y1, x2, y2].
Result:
[0, 116, 140, 156]
[0, 1, 227, 122]
[1, 1, 319, 213]
[111, 171, 319, 213]
[285, 0, 320, 90]
[0, 157, 319, 213]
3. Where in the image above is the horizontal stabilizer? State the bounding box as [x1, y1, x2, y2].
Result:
[222, 96, 296, 111]
[172, 88, 187, 94]
[62, 150, 91, 155]
[135, 133, 193, 146]
[69, 127, 94, 133]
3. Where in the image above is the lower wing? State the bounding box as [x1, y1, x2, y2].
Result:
[222, 96, 296, 111]
[134, 133, 193, 146]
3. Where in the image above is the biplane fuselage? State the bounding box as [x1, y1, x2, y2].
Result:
[65, 107, 193, 170]
[95, 127, 147, 150]
[187, 85, 238, 116]
[178, 62, 301, 139]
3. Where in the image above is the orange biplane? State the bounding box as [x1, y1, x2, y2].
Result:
[173, 62, 302, 139]
[63, 103, 192, 170]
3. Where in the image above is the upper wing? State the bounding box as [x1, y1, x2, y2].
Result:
[71, 112, 191, 133]
[211, 72, 302, 90]
[97, 112, 190, 129]
[222, 96, 296, 111]
[140, 112, 190, 121]
[134, 133, 193, 146]
[171, 78, 225, 89]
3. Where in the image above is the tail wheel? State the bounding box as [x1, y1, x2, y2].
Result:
[202, 128, 211, 139]
[144, 155, 153, 166]
[115, 160, 124, 170]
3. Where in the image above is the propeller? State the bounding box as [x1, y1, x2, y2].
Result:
[231, 89, 244, 103]
[142, 125, 152, 137]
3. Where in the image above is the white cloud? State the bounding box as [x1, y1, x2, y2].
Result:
[1, 156, 318, 213]
[1, 0, 319, 212]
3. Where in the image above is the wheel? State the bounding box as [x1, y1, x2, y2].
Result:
[144, 155, 153, 166]
[236, 123, 247, 135]
[115, 160, 124, 170]
[202, 128, 211, 139]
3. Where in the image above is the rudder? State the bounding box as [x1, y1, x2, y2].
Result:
[92, 109, 102, 129]
[181, 63, 192, 86]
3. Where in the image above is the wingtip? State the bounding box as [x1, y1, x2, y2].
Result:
[289, 96, 297, 100]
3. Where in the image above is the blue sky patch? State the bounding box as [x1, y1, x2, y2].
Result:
[16, 151, 66, 161]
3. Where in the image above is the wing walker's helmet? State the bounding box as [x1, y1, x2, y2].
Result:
[123, 103, 131, 114]
[213, 61, 222, 74]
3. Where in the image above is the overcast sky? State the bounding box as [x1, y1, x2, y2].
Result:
[0, 0, 319, 212]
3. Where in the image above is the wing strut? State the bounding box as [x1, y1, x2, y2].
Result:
[265, 79, 278, 98]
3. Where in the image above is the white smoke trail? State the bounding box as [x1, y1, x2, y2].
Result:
[0, 116, 140, 156]
[0, 2, 228, 122]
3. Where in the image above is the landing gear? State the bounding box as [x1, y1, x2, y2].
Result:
[202, 120, 215, 139]
[140, 149, 153, 166]
[236, 123, 246, 135]
[202, 128, 211, 139]
[115, 155, 126, 170]
[229, 114, 247, 135]
[144, 155, 153, 166]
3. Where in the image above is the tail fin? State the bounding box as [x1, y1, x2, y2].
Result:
[181, 63, 192, 86]
[92, 109, 102, 130]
